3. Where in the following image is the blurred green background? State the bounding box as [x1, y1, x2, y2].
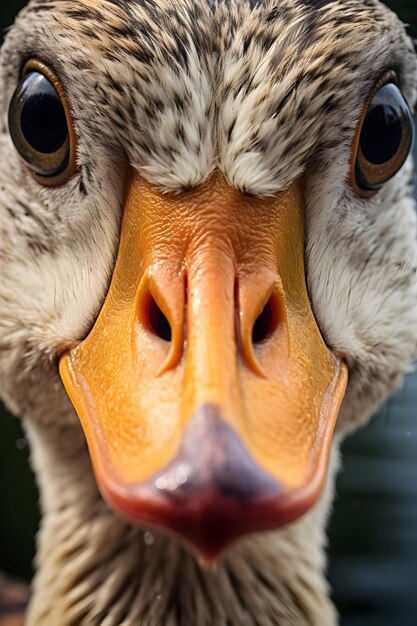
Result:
[0, 1, 417, 624]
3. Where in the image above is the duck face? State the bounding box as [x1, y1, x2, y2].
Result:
[0, 0, 417, 560]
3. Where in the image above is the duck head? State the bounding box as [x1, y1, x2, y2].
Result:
[0, 0, 416, 563]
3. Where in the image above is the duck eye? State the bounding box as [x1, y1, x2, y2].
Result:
[352, 81, 414, 196]
[8, 61, 76, 185]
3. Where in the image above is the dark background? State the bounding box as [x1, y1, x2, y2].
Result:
[0, 1, 417, 625]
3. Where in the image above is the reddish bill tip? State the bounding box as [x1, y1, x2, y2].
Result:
[96, 405, 327, 560]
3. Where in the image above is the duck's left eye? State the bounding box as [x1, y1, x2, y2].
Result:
[352, 81, 414, 196]
[8, 61, 76, 186]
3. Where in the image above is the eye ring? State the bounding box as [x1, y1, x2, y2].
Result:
[9, 59, 77, 187]
[350, 71, 414, 198]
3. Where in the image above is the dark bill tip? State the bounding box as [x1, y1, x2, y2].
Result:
[97, 405, 326, 560]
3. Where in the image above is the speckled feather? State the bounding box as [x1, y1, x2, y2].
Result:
[0, 0, 416, 624]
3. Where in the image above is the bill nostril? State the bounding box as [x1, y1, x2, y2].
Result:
[252, 295, 279, 344]
[148, 296, 172, 342]
[134, 279, 184, 372]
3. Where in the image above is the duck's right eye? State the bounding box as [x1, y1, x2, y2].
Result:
[351, 78, 414, 197]
[8, 61, 77, 186]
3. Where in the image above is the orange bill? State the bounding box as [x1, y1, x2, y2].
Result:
[59, 171, 348, 560]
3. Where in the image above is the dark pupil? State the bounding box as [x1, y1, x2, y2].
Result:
[360, 93, 402, 165]
[20, 74, 67, 154]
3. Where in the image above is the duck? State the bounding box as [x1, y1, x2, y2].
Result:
[0, 0, 417, 624]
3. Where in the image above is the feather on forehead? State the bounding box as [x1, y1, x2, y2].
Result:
[5, 0, 417, 196]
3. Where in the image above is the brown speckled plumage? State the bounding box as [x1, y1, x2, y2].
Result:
[4, 0, 416, 197]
